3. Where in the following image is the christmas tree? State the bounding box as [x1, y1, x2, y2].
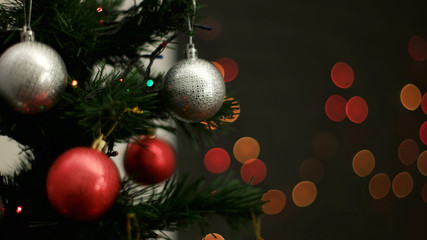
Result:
[0, 0, 264, 239]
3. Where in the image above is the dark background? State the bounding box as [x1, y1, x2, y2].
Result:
[177, 0, 427, 239]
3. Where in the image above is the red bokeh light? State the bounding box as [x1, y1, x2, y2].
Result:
[16, 206, 22, 214]
[408, 36, 427, 61]
[215, 57, 238, 82]
[420, 121, 427, 146]
[325, 94, 347, 122]
[240, 159, 267, 185]
[346, 96, 368, 124]
[331, 62, 354, 89]
[204, 148, 230, 174]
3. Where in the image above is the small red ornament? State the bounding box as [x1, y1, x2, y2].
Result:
[46, 147, 121, 221]
[124, 136, 176, 185]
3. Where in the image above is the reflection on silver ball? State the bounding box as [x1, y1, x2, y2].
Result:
[161, 58, 225, 122]
[0, 41, 67, 114]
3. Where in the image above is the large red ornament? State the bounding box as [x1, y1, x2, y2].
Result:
[124, 137, 176, 185]
[46, 147, 121, 221]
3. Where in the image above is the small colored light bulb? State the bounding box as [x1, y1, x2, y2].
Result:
[146, 79, 154, 87]
[96, 7, 103, 12]
[16, 206, 22, 214]
[71, 80, 78, 87]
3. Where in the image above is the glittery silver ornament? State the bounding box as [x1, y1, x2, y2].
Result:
[0, 40, 67, 114]
[161, 44, 225, 122]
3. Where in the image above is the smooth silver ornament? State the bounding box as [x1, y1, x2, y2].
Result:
[0, 41, 67, 114]
[161, 44, 225, 122]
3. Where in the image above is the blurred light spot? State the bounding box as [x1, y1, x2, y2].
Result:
[240, 159, 267, 185]
[196, 17, 222, 41]
[211, 61, 225, 78]
[202, 233, 224, 240]
[422, 183, 427, 204]
[352, 149, 375, 177]
[220, 97, 240, 123]
[419, 121, 427, 146]
[313, 131, 338, 159]
[16, 206, 22, 214]
[331, 62, 354, 89]
[292, 181, 317, 207]
[299, 158, 324, 182]
[392, 172, 414, 198]
[325, 94, 347, 122]
[346, 96, 368, 124]
[262, 189, 286, 215]
[398, 138, 419, 166]
[215, 57, 238, 82]
[233, 137, 260, 163]
[369, 173, 391, 200]
[96, 7, 103, 12]
[204, 148, 230, 174]
[422, 93, 427, 115]
[400, 84, 421, 110]
[71, 80, 78, 87]
[146, 79, 154, 87]
[408, 35, 427, 61]
[417, 150, 427, 176]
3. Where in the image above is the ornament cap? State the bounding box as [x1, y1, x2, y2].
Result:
[185, 43, 198, 59]
[20, 26, 35, 42]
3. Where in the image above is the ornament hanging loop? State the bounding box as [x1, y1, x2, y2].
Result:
[186, 0, 197, 59]
[21, 0, 34, 42]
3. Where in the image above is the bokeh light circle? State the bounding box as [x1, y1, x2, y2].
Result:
[331, 62, 354, 89]
[398, 138, 419, 166]
[400, 84, 421, 111]
[352, 149, 375, 177]
[419, 121, 427, 146]
[240, 159, 267, 185]
[325, 94, 347, 122]
[369, 173, 391, 200]
[422, 183, 427, 204]
[422, 93, 427, 115]
[215, 57, 238, 82]
[346, 96, 368, 124]
[204, 148, 230, 174]
[408, 35, 427, 61]
[262, 189, 286, 215]
[202, 233, 225, 240]
[233, 137, 260, 163]
[313, 131, 338, 159]
[299, 158, 324, 182]
[417, 150, 427, 176]
[292, 181, 317, 207]
[211, 61, 225, 78]
[392, 172, 414, 198]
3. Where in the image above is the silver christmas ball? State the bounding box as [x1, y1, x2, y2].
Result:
[0, 41, 67, 114]
[161, 58, 225, 122]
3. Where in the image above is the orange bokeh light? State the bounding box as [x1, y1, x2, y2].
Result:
[419, 121, 427, 146]
[211, 61, 225, 78]
[398, 138, 419, 166]
[392, 172, 414, 198]
[299, 158, 324, 182]
[417, 150, 427, 176]
[422, 93, 427, 115]
[262, 189, 286, 215]
[240, 159, 267, 185]
[204, 148, 230, 174]
[408, 35, 427, 61]
[325, 94, 347, 122]
[233, 137, 260, 163]
[400, 84, 421, 111]
[202, 233, 225, 240]
[346, 96, 368, 124]
[215, 57, 238, 82]
[292, 181, 317, 207]
[369, 173, 391, 200]
[331, 62, 354, 89]
[352, 149, 375, 177]
[313, 131, 338, 159]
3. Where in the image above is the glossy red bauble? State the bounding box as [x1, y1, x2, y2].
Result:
[46, 147, 121, 221]
[124, 137, 176, 185]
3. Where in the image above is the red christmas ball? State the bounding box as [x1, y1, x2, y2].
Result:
[46, 147, 121, 221]
[124, 137, 176, 185]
